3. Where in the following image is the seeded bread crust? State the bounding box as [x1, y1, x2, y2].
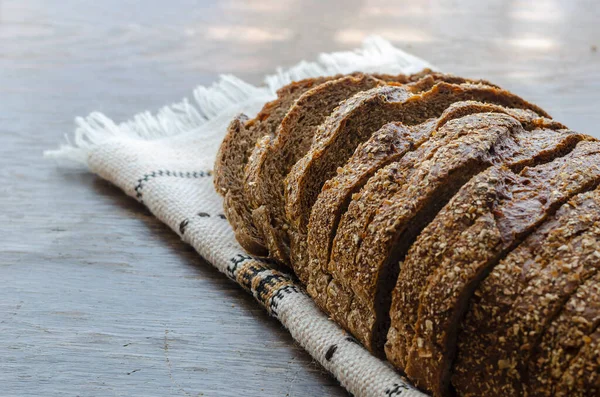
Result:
[305, 121, 426, 297]
[402, 141, 600, 397]
[327, 114, 519, 354]
[529, 269, 600, 396]
[243, 74, 389, 264]
[556, 326, 600, 397]
[214, 76, 334, 255]
[330, 111, 563, 296]
[452, 188, 600, 396]
[305, 101, 551, 296]
[316, 114, 564, 357]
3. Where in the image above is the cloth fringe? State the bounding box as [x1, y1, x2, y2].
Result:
[44, 35, 434, 167]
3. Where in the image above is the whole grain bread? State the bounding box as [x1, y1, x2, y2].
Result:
[452, 188, 600, 396]
[214, 70, 600, 397]
[529, 269, 600, 396]
[325, 114, 567, 345]
[227, 71, 423, 260]
[306, 103, 560, 317]
[286, 81, 550, 278]
[385, 126, 587, 372]
[237, 72, 431, 262]
[214, 76, 334, 255]
[399, 141, 600, 397]
[556, 326, 600, 397]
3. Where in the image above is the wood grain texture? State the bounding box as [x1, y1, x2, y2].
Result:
[0, 0, 598, 395]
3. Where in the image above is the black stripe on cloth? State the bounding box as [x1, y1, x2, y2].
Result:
[226, 253, 253, 280]
[134, 169, 212, 204]
[386, 383, 412, 396]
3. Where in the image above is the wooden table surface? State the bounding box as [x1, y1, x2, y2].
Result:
[1, 0, 599, 396]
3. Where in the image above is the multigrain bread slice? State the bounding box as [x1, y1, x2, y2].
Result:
[556, 326, 600, 397]
[243, 74, 391, 263]
[214, 76, 334, 255]
[325, 114, 578, 355]
[451, 188, 600, 396]
[286, 81, 550, 277]
[306, 121, 429, 294]
[529, 270, 600, 396]
[397, 141, 600, 397]
[305, 102, 555, 305]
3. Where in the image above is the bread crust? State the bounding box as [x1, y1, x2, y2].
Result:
[556, 326, 600, 397]
[287, 81, 551, 278]
[529, 269, 600, 396]
[213, 71, 600, 397]
[451, 188, 600, 396]
[340, 115, 581, 358]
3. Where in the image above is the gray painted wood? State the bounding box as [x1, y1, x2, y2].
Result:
[1, 0, 598, 395]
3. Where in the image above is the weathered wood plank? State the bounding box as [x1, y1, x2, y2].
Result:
[1, 0, 598, 395]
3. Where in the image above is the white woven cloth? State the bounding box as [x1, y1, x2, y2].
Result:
[46, 37, 433, 397]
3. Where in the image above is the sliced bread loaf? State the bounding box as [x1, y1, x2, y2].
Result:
[238, 71, 439, 262]
[328, 114, 579, 356]
[357, 122, 582, 354]
[401, 141, 600, 397]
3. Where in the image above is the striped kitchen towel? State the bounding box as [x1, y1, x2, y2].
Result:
[45, 36, 432, 397]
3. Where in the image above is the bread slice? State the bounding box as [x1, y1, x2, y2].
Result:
[286, 81, 550, 276]
[243, 74, 390, 264]
[214, 76, 334, 255]
[556, 326, 600, 397]
[451, 188, 600, 396]
[528, 270, 600, 396]
[399, 141, 600, 397]
[305, 102, 554, 306]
